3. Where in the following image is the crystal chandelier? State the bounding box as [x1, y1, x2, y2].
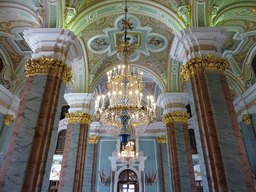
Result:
[94, 0, 156, 144]
[118, 140, 138, 166]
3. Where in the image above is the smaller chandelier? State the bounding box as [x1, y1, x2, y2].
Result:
[118, 140, 138, 166]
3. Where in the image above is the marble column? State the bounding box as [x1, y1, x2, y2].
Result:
[82, 135, 100, 192]
[170, 27, 255, 191]
[58, 112, 93, 192]
[181, 55, 255, 191]
[58, 93, 94, 192]
[0, 28, 80, 192]
[158, 92, 196, 192]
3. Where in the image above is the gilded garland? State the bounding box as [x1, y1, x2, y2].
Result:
[181, 54, 229, 82]
[162, 111, 190, 125]
[66, 111, 93, 125]
[25, 56, 72, 84]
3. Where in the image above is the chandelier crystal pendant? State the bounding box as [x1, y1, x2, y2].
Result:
[94, 0, 156, 144]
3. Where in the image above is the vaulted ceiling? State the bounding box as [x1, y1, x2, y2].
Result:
[0, 0, 256, 102]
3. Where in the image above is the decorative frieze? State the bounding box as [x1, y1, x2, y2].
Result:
[65, 112, 93, 125]
[241, 114, 252, 125]
[25, 56, 72, 84]
[88, 136, 100, 144]
[157, 135, 166, 144]
[3, 114, 14, 126]
[181, 54, 229, 82]
[162, 111, 190, 124]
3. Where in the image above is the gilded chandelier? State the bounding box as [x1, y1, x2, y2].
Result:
[95, 63, 156, 142]
[94, 0, 156, 143]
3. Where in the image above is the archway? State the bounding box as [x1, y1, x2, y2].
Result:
[117, 169, 139, 192]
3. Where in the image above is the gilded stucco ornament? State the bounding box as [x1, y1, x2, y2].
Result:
[66, 111, 93, 125]
[181, 54, 229, 82]
[241, 114, 252, 125]
[157, 135, 167, 144]
[4, 114, 14, 126]
[88, 135, 100, 144]
[162, 111, 190, 124]
[25, 56, 72, 84]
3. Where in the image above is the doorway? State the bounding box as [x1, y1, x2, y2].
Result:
[117, 169, 139, 192]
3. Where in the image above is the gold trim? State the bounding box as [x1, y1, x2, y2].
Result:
[162, 111, 190, 124]
[25, 56, 72, 84]
[157, 135, 166, 144]
[181, 54, 229, 82]
[3, 114, 14, 126]
[88, 135, 100, 144]
[66, 111, 93, 125]
[241, 114, 252, 125]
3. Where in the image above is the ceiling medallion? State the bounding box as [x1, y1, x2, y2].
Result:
[88, 15, 168, 61]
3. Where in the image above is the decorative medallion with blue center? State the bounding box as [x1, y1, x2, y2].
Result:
[88, 14, 168, 61]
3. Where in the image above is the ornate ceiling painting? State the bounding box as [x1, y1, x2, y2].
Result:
[0, 0, 255, 100]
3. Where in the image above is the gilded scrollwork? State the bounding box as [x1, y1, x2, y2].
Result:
[162, 111, 190, 125]
[157, 135, 166, 144]
[25, 56, 72, 84]
[88, 135, 100, 144]
[241, 114, 252, 125]
[65, 111, 93, 125]
[180, 54, 229, 82]
[4, 114, 14, 126]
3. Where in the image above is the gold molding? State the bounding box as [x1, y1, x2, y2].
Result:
[181, 54, 229, 82]
[157, 135, 166, 144]
[88, 135, 100, 144]
[241, 114, 252, 125]
[4, 114, 14, 126]
[66, 111, 93, 125]
[25, 56, 72, 84]
[162, 111, 190, 124]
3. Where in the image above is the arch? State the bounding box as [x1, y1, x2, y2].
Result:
[115, 166, 141, 192]
[69, 1, 185, 36]
[118, 169, 139, 192]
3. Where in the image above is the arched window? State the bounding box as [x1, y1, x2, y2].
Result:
[117, 169, 139, 192]
[0, 56, 5, 76]
[55, 130, 66, 154]
[252, 54, 256, 76]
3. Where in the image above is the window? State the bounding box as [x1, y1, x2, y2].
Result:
[252, 54, 256, 76]
[118, 170, 139, 192]
[55, 130, 66, 154]
[189, 129, 198, 154]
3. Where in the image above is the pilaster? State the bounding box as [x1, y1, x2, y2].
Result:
[83, 135, 100, 192]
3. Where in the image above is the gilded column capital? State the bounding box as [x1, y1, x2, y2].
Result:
[241, 114, 252, 125]
[4, 114, 14, 126]
[181, 54, 229, 82]
[66, 111, 93, 125]
[25, 56, 72, 84]
[157, 135, 166, 144]
[88, 135, 100, 144]
[163, 111, 190, 124]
